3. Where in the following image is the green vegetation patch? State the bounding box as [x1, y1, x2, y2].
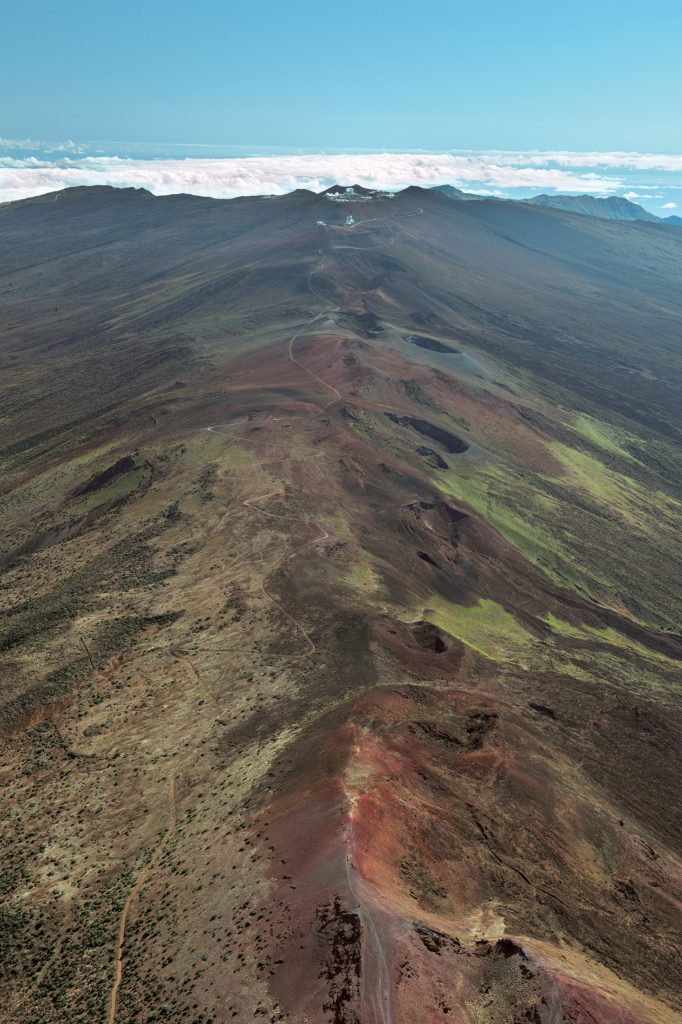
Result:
[188, 432, 254, 467]
[433, 443, 682, 632]
[344, 560, 382, 598]
[418, 596, 534, 661]
[549, 442, 679, 528]
[437, 463, 593, 598]
[572, 413, 636, 461]
[541, 612, 677, 666]
[71, 461, 151, 514]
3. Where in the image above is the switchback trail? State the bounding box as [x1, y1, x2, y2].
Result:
[132, 200, 422, 1024]
[105, 202, 422, 1023]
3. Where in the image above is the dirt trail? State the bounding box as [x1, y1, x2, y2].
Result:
[287, 314, 342, 412]
[168, 202, 421, 1024]
[103, 205, 419, 1024]
[106, 769, 181, 1024]
[343, 731, 394, 1024]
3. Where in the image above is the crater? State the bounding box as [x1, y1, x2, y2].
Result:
[411, 621, 449, 654]
[529, 702, 557, 719]
[386, 413, 469, 454]
[72, 454, 136, 497]
[406, 334, 460, 354]
[417, 551, 440, 568]
[416, 446, 449, 469]
[338, 311, 383, 338]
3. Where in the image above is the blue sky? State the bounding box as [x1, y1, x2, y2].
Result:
[3, 2, 682, 212]
[3, 0, 682, 152]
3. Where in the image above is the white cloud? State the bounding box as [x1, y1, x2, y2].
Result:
[0, 152, 628, 203]
[0, 137, 40, 150]
[3, 143, 682, 204]
[662, 201, 677, 209]
[0, 136, 82, 153]
[474, 150, 682, 172]
[0, 156, 44, 168]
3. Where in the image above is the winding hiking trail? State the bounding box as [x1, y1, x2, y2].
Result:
[106, 770, 181, 1024]
[105, 201, 421, 1024]
[287, 313, 342, 413]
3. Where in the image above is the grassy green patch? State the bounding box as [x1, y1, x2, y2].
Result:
[432, 442, 682, 632]
[72, 463, 151, 514]
[541, 612, 676, 666]
[419, 596, 534, 661]
[189, 432, 254, 466]
[551, 442, 681, 526]
[573, 413, 636, 460]
[437, 464, 593, 597]
[550, 444, 642, 526]
[344, 561, 382, 597]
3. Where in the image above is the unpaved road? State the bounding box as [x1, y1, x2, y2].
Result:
[106, 771, 181, 1024]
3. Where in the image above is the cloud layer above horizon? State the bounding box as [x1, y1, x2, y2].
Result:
[1, 143, 682, 213]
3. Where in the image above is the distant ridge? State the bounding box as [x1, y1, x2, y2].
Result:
[5, 181, 681, 228]
[433, 185, 681, 227]
[526, 193, 660, 222]
[430, 184, 484, 202]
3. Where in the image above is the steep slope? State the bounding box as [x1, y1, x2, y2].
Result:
[1, 185, 681, 1024]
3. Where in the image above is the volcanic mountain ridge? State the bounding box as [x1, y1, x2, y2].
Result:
[0, 183, 681, 1024]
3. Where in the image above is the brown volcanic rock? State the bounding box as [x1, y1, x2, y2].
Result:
[1, 184, 681, 1024]
[257, 681, 682, 1023]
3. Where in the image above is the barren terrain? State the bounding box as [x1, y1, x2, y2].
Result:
[1, 184, 681, 1024]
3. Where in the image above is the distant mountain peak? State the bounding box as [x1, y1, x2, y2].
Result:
[526, 193, 660, 223]
[430, 184, 484, 202]
[433, 184, 680, 227]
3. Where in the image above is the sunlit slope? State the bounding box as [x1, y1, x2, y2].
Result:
[0, 185, 681, 1024]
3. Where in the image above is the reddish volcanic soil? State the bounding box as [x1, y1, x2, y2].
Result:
[1, 185, 682, 1024]
[256, 678, 682, 1024]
